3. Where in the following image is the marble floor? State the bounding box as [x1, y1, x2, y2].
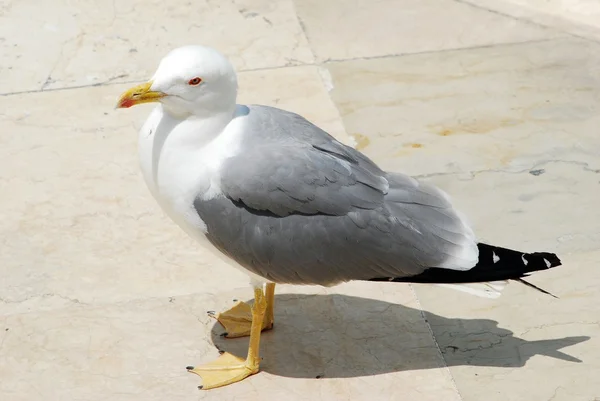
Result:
[1, 0, 599, 400]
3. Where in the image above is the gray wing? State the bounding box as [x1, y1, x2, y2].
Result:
[220, 142, 388, 217]
[194, 106, 478, 285]
[220, 106, 389, 217]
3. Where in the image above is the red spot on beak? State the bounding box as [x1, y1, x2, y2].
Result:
[118, 98, 135, 108]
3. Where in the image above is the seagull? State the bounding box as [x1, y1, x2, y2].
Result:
[116, 45, 561, 390]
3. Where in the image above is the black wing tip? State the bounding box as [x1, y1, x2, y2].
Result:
[531, 251, 562, 268]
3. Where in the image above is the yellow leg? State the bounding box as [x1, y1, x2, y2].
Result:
[188, 287, 267, 389]
[265, 283, 275, 328]
[209, 283, 276, 338]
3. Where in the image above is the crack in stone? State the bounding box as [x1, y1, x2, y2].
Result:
[520, 321, 599, 336]
[414, 159, 600, 181]
[0, 293, 83, 305]
[441, 332, 512, 353]
[547, 385, 563, 401]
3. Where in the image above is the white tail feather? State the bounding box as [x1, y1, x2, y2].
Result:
[435, 280, 508, 299]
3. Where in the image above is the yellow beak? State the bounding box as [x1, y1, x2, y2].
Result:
[116, 82, 166, 109]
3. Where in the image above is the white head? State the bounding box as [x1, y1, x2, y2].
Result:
[117, 45, 238, 118]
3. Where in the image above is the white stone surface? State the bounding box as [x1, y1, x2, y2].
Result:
[294, 0, 562, 61]
[0, 0, 314, 93]
[465, 0, 600, 41]
[328, 38, 600, 177]
[1, 0, 599, 400]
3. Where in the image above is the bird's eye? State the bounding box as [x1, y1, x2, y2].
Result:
[188, 77, 202, 86]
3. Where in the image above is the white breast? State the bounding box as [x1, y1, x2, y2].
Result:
[137, 105, 246, 242]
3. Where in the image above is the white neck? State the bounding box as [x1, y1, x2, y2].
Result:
[156, 104, 237, 149]
[161, 99, 237, 120]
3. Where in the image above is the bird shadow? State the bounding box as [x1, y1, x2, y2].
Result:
[209, 293, 589, 379]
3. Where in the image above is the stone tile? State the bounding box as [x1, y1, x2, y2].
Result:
[0, 0, 313, 94]
[293, 0, 561, 62]
[0, 283, 461, 401]
[423, 162, 600, 256]
[0, 65, 347, 315]
[327, 35, 600, 401]
[465, 0, 600, 41]
[411, 159, 600, 401]
[414, 249, 600, 401]
[327, 38, 600, 176]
